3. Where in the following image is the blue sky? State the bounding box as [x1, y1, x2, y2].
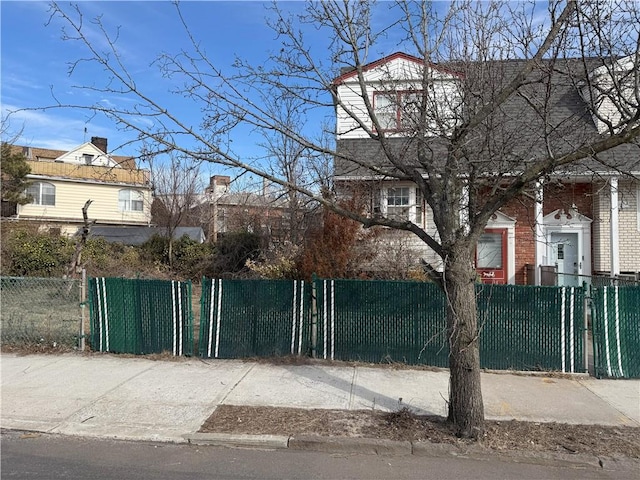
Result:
[2, 1, 551, 173]
[1, 1, 341, 163]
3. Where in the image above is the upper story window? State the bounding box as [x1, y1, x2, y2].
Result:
[26, 182, 55, 206]
[379, 186, 424, 226]
[374, 91, 422, 132]
[118, 189, 144, 212]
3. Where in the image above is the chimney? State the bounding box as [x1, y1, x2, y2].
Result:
[207, 175, 231, 243]
[91, 136, 108, 153]
[208, 175, 230, 198]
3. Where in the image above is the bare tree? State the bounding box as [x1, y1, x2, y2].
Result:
[25, 0, 640, 438]
[256, 93, 312, 246]
[148, 149, 204, 266]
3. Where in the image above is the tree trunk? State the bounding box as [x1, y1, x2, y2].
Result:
[444, 247, 485, 439]
[67, 200, 93, 279]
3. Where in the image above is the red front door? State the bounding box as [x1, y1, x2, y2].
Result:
[476, 229, 508, 284]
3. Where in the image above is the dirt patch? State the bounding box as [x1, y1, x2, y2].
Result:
[200, 405, 640, 459]
[0, 344, 77, 355]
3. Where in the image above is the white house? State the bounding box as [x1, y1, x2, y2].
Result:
[332, 52, 640, 284]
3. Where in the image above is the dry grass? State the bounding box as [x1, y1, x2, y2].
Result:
[200, 405, 640, 459]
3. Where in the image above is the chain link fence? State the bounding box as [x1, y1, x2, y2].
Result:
[1, 276, 84, 350]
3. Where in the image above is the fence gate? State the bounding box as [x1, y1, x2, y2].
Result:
[89, 277, 193, 356]
[591, 285, 640, 378]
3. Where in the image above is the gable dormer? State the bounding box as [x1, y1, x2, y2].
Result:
[333, 52, 463, 139]
[54, 142, 120, 168]
[580, 55, 639, 134]
[334, 52, 461, 86]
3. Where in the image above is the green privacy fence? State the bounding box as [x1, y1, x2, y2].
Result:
[476, 284, 585, 372]
[196, 277, 585, 372]
[89, 277, 193, 356]
[314, 279, 449, 367]
[85, 275, 637, 376]
[591, 286, 640, 378]
[198, 278, 312, 359]
[315, 279, 585, 372]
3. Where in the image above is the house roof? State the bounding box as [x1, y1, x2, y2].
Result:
[334, 56, 640, 178]
[8, 144, 137, 170]
[333, 52, 463, 85]
[216, 192, 291, 209]
[88, 226, 205, 245]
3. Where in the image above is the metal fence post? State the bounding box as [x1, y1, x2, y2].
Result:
[80, 269, 86, 351]
[311, 275, 318, 358]
[583, 281, 590, 374]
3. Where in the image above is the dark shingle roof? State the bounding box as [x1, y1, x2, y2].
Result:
[88, 226, 205, 245]
[335, 57, 639, 178]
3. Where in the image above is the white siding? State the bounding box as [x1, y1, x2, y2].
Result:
[55, 142, 118, 167]
[336, 57, 461, 139]
[581, 56, 638, 134]
[361, 200, 442, 274]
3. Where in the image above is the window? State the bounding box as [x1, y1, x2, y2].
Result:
[381, 186, 424, 225]
[387, 187, 410, 219]
[374, 91, 423, 131]
[26, 182, 55, 206]
[118, 189, 144, 212]
[374, 93, 398, 130]
[477, 233, 503, 269]
[374, 91, 424, 131]
[373, 83, 463, 135]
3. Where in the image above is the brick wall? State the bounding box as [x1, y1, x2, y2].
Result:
[542, 183, 593, 217]
[500, 182, 593, 284]
[500, 198, 535, 284]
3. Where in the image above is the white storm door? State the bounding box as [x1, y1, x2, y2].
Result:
[549, 232, 579, 286]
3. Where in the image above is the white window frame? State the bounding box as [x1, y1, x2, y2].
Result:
[373, 90, 423, 132]
[380, 184, 424, 226]
[26, 181, 55, 206]
[118, 189, 144, 212]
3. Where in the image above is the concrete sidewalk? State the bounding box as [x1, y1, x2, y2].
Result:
[1, 353, 638, 444]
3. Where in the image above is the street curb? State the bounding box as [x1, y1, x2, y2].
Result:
[11, 427, 640, 471]
[185, 432, 640, 471]
[185, 433, 289, 449]
[288, 435, 413, 455]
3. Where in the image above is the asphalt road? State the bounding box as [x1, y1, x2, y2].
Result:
[3, 431, 636, 480]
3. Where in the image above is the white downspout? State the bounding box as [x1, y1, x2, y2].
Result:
[610, 177, 620, 278]
[534, 180, 545, 285]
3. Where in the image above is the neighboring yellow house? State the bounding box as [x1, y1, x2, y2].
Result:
[4, 137, 152, 235]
